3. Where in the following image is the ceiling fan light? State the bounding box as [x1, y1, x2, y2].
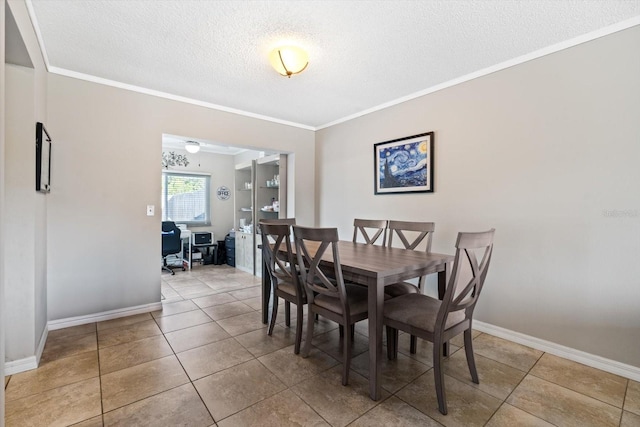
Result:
[185, 141, 200, 153]
[269, 46, 309, 77]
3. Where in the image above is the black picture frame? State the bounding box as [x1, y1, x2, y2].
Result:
[35, 122, 52, 193]
[374, 132, 434, 195]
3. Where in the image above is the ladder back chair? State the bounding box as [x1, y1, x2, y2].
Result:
[384, 229, 495, 415]
[293, 225, 369, 386]
[260, 221, 305, 354]
[386, 220, 436, 352]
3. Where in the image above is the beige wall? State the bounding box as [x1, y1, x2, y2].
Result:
[4, 0, 48, 366]
[47, 74, 315, 321]
[1, 0, 6, 419]
[316, 26, 640, 366]
[5, 65, 36, 360]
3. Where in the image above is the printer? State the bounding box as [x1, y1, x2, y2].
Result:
[193, 231, 213, 246]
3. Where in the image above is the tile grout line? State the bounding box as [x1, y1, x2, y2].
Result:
[619, 380, 631, 427]
[94, 322, 106, 425]
[495, 351, 564, 427]
[181, 300, 275, 424]
[484, 348, 552, 424]
[163, 284, 288, 425]
[154, 312, 218, 426]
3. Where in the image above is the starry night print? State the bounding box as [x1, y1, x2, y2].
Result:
[378, 140, 428, 189]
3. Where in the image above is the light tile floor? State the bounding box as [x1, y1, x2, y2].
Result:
[4, 264, 640, 426]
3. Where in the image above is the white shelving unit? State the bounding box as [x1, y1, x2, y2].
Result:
[234, 161, 254, 274]
[233, 154, 288, 276]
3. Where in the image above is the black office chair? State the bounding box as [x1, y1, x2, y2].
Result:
[162, 221, 184, 275]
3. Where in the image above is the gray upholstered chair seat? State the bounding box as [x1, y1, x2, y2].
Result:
[384, 293, 465, 332]
[314, 284, 368, 316]
[384, 282, 420, 298]
[276, 280, 300, 298]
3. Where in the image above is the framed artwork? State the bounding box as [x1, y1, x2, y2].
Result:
[35, 122, 52, 193]
[374, 132, 434, 194]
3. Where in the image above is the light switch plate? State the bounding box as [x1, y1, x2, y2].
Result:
[146, 205, 154, 216]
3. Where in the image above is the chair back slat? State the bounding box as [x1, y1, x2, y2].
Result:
[257, 218, 296, 235]
[437, 229, 495, 328]
[259, 218, 296, 226]
[294, 225, 348, 310]
[387, 220, 435, 288]
[387, 220, 434, 251]
[353, 219, 388, 245]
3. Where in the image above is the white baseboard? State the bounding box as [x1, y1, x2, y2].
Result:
[5, 356, 38, 376]
[474, 320, 640, 382]
[5, 303, 161, 376]
[35, 325, 48, 366]
[5, 325, 49, 375]
[47, 301, 162, 331]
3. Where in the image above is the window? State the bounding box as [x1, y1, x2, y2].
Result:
[162, 172, 211, 226]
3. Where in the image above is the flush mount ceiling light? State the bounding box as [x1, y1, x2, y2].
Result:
[184, 140, 200, 154]
[269, 45, 309, 78]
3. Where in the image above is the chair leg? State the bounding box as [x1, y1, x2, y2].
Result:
[350, 324, 355, 343]
[301, 309, 315, 358]
[343, 323, 352, 386]
[463, 329, 479, 384]
[267, 295, 279, 336]
[410, 335, 417, 354]
[386, 326, 398, 360]
[443, 341, 449, 357]
[339, 324, 344, 338]
[294, 304, 303, 355]
[433, 339, 448, 415]
[285, 301, 291, 327]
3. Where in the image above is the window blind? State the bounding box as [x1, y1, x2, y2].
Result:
[162, 172, 211, 225]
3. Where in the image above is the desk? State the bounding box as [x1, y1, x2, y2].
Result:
[262, 240, 453, 401]
[180, 230, 192, 270]
[192, 243, 218, 266]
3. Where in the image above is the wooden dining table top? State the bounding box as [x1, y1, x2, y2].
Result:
[291, 240, 454, 283]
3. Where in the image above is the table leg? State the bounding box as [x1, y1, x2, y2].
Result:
[368, 279, 384, 400]
[438, 261, 452, 356]
[261, 260, 271, 324]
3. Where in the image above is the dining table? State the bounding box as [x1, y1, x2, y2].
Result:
[261, 240, 454, 401]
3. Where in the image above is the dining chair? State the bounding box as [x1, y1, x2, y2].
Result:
[260, 222, 306, 354]
[352, 219, 388, 245]
[384, 229, 495, 415]
[385, 220, 436, 352]
[293, 225, 369, 385]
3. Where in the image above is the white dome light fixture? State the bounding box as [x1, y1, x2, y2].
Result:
[269, 45, 309, 78]
[185, 140, 200, 154]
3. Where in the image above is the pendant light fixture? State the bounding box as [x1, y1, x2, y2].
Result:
[184, 140, 200, 154]
[269, 45, 309, 78]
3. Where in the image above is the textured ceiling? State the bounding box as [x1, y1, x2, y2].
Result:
[29, 0, 640, 129]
